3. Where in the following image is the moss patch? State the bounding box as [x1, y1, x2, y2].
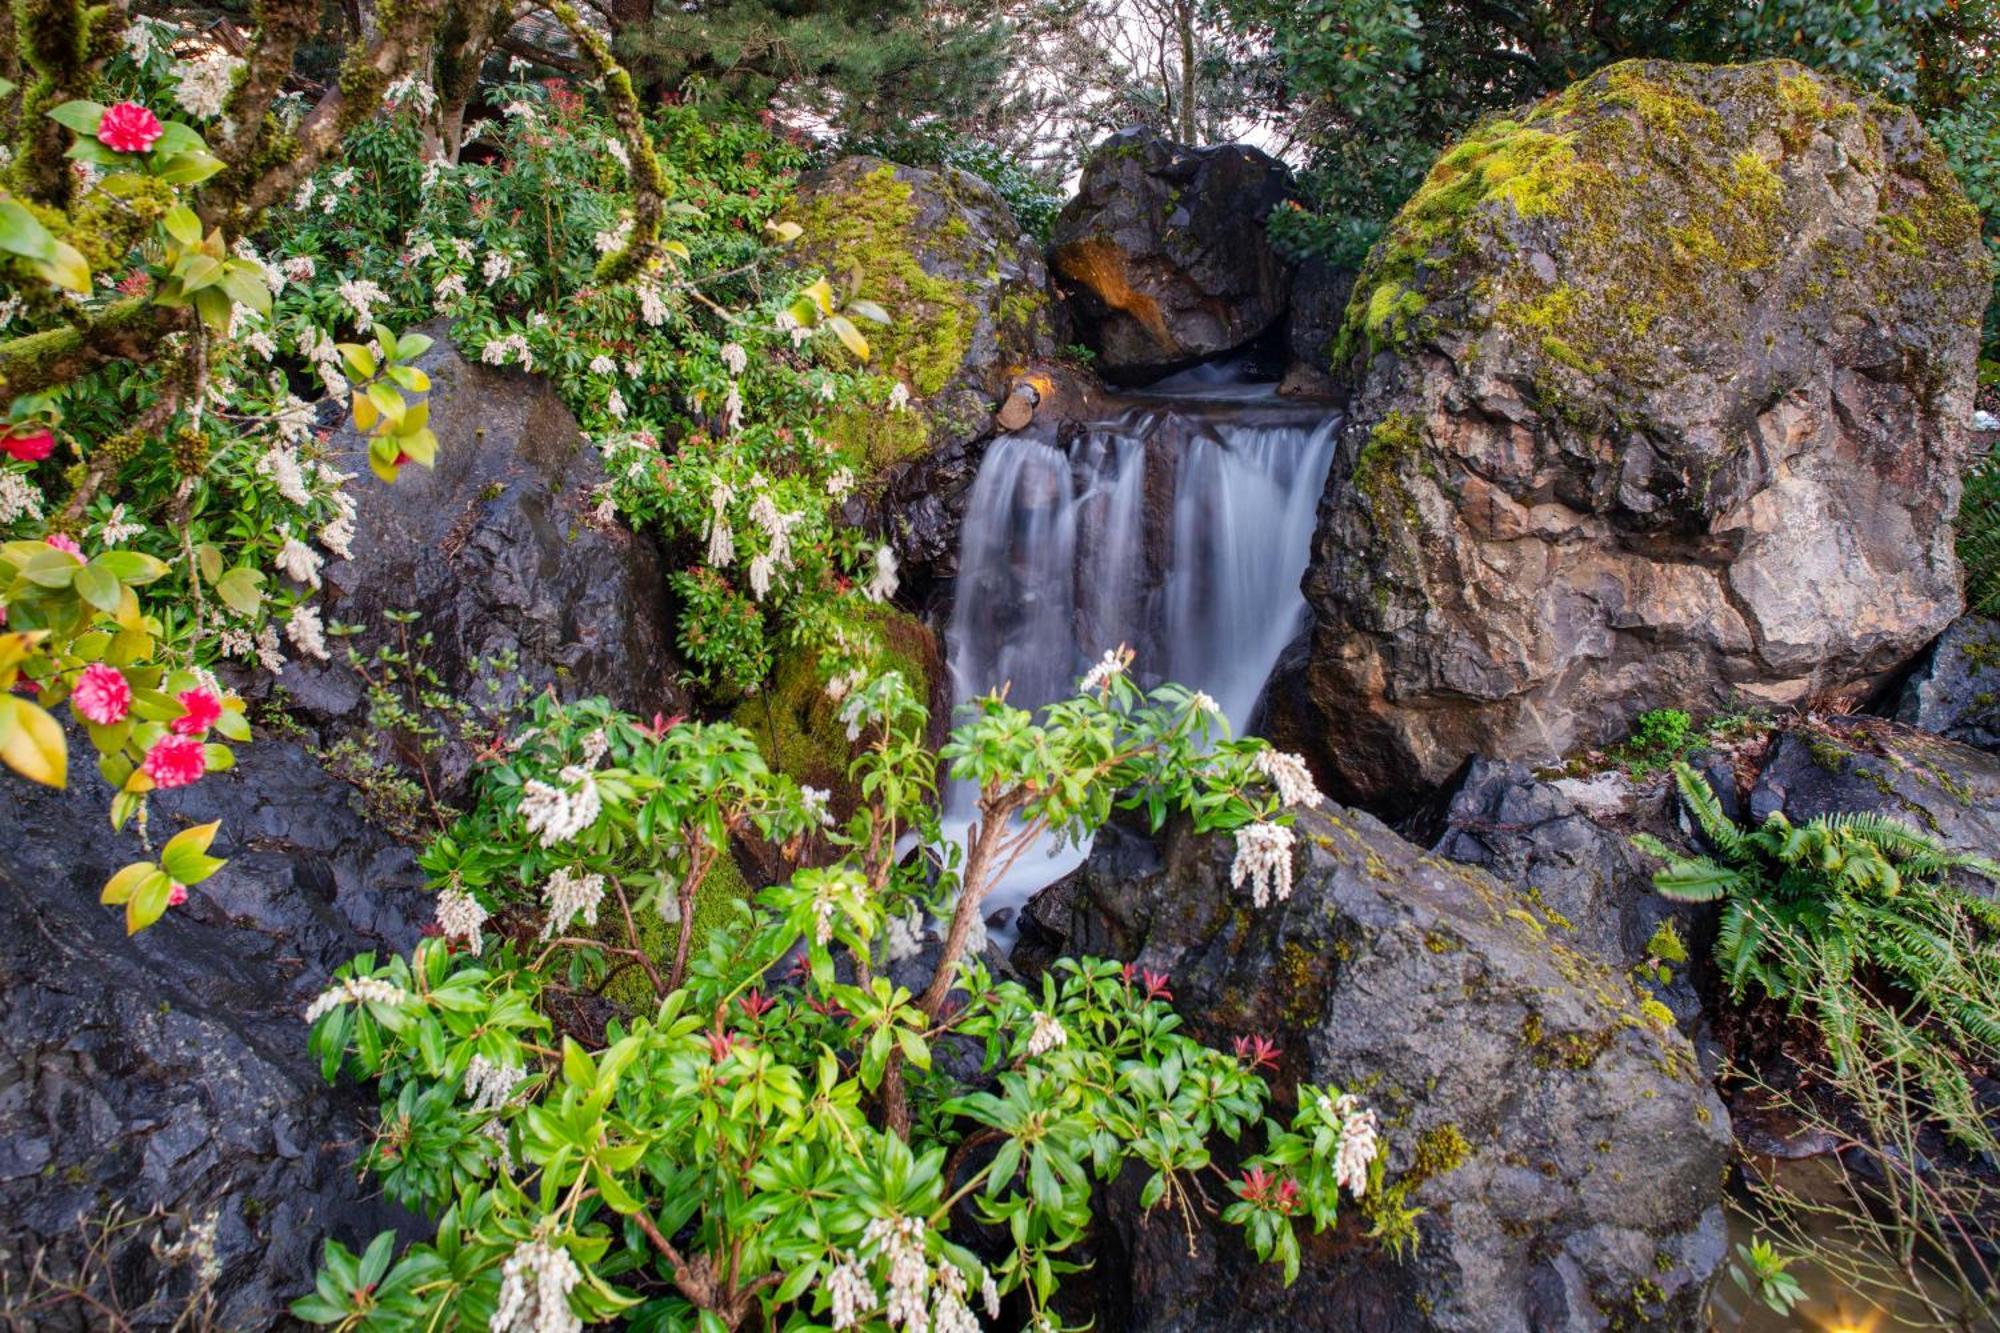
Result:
[602, 850, 753, 1010]
[731, 604, 934, 807]
[785, 164, 976, 404]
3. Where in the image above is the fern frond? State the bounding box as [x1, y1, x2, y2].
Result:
[1670, 762, 1745, 856]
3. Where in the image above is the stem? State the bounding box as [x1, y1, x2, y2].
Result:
[667, 840, 717, 992]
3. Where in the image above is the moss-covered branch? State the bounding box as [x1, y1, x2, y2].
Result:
[7, 0, 120, 206]
[550, 0, 664, 285]
[0, 298, 184, 400]
[233, 0, 449, 217]
[206, 0, 319, 217]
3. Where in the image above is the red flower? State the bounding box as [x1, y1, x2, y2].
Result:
[705, 1030, 743, 1062]
[142, 734, 207, 789]
[1238, 1166, 1300, 1213]
[168, 883, 188, 907]
[97, 102, 164, 154]
[1, 427, 54, 462]
[71, 663, 132, 726]
[738, 990, 777, 1020]
[170, 686, 223, 736]
[1232, 1034, 1282, 1072]
[44, 533, 83, 561]
[1141, 968, 1173, 1001]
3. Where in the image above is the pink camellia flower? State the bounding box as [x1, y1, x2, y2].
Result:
[96, 102, 164, 154]
[72, 662, 133, 726]
[168, 883, 188, 907]
[170, 686, 223, 737]
[44, 533, 83, 561]
[142, 733, 207, 789]
[1, 427, 55, 462]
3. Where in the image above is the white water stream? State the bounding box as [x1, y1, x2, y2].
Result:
[937, 373, 1342, 944]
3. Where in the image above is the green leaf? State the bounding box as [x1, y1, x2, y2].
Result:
[386, 365, 429, 392]
[154, 150, 223, 186]
[825, 314, 869, 362]
[365, 382, 406, 427]
[127, 868, 175, 933]
[221, 264, 271, 313]
[338, 342, 378, 380]
[74, 562, 122, 613]
[96, 549, 171, 585]
[846, 298, 892, 326]
[100, 860, 155, 905]
[213, 566, 265, 616]
[562, 1037, 595, 1090]
[161, 820, 225, 884]
[162, 205, 202, 246]
[34, 241, 91, 294]
[46, 100, 106, 134]
[0, 200, 57, 262]
[0, 696, 66, 786]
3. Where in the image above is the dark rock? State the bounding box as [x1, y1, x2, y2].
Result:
[1894, 614, 2000, 753]
[1431, 759, 1708, 1028]
[1747, 715, 2000, 857]
[276, 324, 685, 802]
[1302, 60, 1987, 804]
[1029, 804, 1731, 1331]
[1279, 258, 1354, 399]
[1050, 128, 1294, 383]
[0, 739, 429, 1328]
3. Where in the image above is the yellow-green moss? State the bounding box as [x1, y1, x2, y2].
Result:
[602, 851, 753, 1009]
[1409, 1124, 1472, 1184]
[732, 604, 934, 803]
[785, 165, 975, 400]
[824, 401, 932, 477]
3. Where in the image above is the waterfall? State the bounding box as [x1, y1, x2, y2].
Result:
[940, 376, 1342, 943]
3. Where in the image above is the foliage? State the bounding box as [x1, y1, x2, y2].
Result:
[1635, 762, 2000, 1144]
[1728, 1237, 1806, 1318]
[1614, 707, 1692, 773]
[838, 127, 1066, 239]
[297, 663, 1401, 1330]
[616, 0, 1012, 133]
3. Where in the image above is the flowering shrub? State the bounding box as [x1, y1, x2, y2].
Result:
[297, 657, 1401, 1329]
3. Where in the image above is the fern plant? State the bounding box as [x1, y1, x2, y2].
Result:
[1634, 763, 2000, 1144]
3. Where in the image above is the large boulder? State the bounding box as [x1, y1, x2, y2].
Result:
[277, 325, 685, 803]
[1050, 128, 1294, 383]
[0, 740, 429, 1327]
[1302, 60, 1989, 803]
[1026, 805, 1731, 1332]
[783, 157, 1061, 504]
[1894, 614, 2000, 753]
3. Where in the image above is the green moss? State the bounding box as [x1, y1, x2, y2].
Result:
[1409, 1124, 1472, 1185]
[602, 850, 752, 1009]
[1352, 409, 1426, 529]
[824, 402, 932, 477]
[732, 604, 933, 803]
[785, 164, 975, 400]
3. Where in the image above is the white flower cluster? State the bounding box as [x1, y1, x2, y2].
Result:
[383, 72, 437, 114]
[1231, 821, 1296, 908]
[637, 281, 668, 326]
[1187, 690, 1220, 718]
[721, 384, 745, 434]
[482, 334, 535, 372]
[337, 278, 389, 332]
[604, 138, 630, 169]
[258, 442, 315, 507]
[464, 1054, 524, 1111]
[800, 785, 833, 828]
[872, 1216, 929, 1329]
[606, 388, 627, 420]
[318, 466, 359, 560]
[303, 975, 408, 1023]
[1026, 1010, 1069, 1057]
[281, 255, 317, 283]
[593, 217, 633, 255]
[121, 15, 164, 62]
[482, 250, 515, 286]
[520, 766, 603, 846]
[97, 503, 145, 545]
[864, 545, 899, 603]
[1323, 1092, 1379, 1197]
[436, 884, 490, 954]
[825, 1217, 996, 1333]
[745, 490, 805, 602]
[0, 471, 44, 525]
[538, 867, 607, 942]
[720, 342, 748, 376]
[287, 603, 330, 661]
[1254, 748, 1325, 809]
[435, 273, 469, 308]
[276, 529, 323, 589]
[589, 354, 617, 376]
[173, 52, 241, 120]
[1079, 647, 1127, 693]
[705, 481, 736, 566]
[887, 382, 910, 412]
[826, 467, 855, 500]
[490, 1238, 582, 1333]
[825, 666, 867, 704]
[883, 907, 924, 963]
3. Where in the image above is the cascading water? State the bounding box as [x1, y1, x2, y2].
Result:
[940, 371, 1342, 943]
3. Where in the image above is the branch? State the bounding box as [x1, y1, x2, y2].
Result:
[208, 0, 320, 217]
[233, 0, 450, 217]
[548, 0, 664, 284]
[0, 300, 185, 401]
[495, 30, 590, 74]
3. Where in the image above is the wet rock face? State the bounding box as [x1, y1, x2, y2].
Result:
[1027, 805, 1731, 1332]
[1894, 614, 2000, 754]
[0, 740, 429, 1328]
[1748, 714, 2000, 856]
[1302, 60, 1988, 804]
[277, 325, 685, 802]
[1050, 128, 1294, 383]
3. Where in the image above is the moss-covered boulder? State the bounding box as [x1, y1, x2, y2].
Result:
[1050, 127, 1295, 383]
[1026, 805, 1730, 1331]
[1303, 60, 1989, 803]
[782, 156, 1060, 483]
